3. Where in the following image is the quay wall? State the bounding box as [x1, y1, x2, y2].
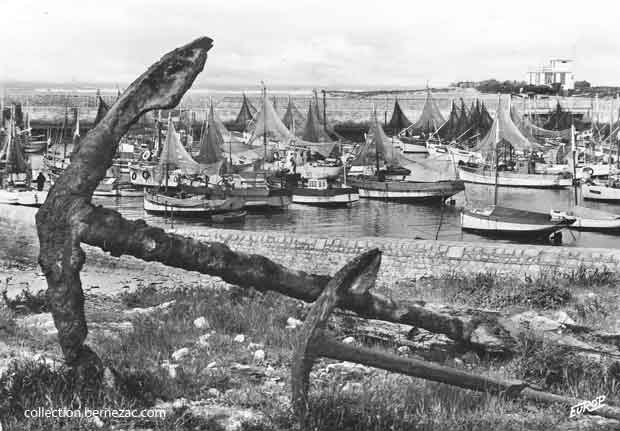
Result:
[176, 228, 620, 286]
[2, 205, 620, 287]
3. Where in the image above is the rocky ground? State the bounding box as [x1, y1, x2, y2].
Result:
[1, 247, 620, 430]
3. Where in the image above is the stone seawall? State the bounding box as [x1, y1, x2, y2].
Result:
[2, 204, 620, 287]
[174, 227, 620, 287]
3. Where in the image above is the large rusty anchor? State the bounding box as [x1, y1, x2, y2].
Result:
[291, 249, 620, 426]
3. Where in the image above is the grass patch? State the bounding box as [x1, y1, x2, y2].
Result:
[2, 278, 617, 430]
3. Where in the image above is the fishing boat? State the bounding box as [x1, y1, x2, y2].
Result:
[223, 172, 291, 209]
[143, 115, 241, 216]
[348, 111, 463, 202]
[203, 96, 291, 210]
[582, 180, 620, 202]
[291, 177, 358, 206]
[144, 191, 243, 216]
[461, 206, 570, 241]
[461, 96, 569, 244]
[457, 99, 572, 189]
[0, 105, 48, 207]
[550, 125, 620, 232]
[400, 136, 429, 154]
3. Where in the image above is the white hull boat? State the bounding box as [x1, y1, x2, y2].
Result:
[143, 192, 243, 216]
[298, 163, 342, 180]
[458, 166, 572, 188]
[461, 205, 570, 242]
[581, 181, 620, 202]
[551, 206, 620, 232]
[292, 178, 358, 206]
[347, 176, 464, 202]
[402, 141, 429, 154]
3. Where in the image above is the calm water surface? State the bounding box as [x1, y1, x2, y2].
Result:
[93, 183, 620, 249]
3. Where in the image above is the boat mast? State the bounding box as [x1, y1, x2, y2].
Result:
[373, 106, 380, 176]
[6, 105, 14, 183]
[608, 96, 613, 184]
[493, 95, 501, 207]
[571, 122, 577, 205]
[263, 90, 268, 172]
[165, 113, 171, 192]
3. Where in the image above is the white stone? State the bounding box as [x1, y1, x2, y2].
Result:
[342, 336, 355, 344]
[285, 317, 303, 329]
[253, 349, 265, 362]
[206, 361, 217, 369]
[233, 334, 245, 343]
[198, 333, 212, 347]
[207, 387, 221, 398]
[193, 317, 209, 329]
[248, 342, 264, 350]
[171, 347, 190, 361]
[397, 346, 411, 354]
[167, 363, 183, 379]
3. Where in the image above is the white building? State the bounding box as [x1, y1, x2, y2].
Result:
[527, 59, 575, 90]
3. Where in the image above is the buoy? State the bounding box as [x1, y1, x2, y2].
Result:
[142, 150, 151, 161]
[131, 172, 138, 181]
[142, 170, 150, 180]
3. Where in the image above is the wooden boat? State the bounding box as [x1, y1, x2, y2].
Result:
[348, 175, 463, 202]
[143, 191, 243, 216]
[292, 178, 359, 206]
[582, 180, 620, 202]
[211, 210, 247, 223]
[427, 142, 483, 165]
[458, 165, 572, 188]
[461, 206, 569, 241]
[400, 136, 429, 154]
[297, 159, 342, 179]
[461, 96, 569, 244]
[551, 206, 620, 232]
[224, 172, 291, 209]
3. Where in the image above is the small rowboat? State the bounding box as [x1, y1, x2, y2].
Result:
[211, 210, 247, 223]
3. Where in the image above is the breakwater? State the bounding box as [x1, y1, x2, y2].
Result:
[3, 205, 620, 287]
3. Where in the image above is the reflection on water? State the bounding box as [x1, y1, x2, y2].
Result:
[92, 182, 620, 249]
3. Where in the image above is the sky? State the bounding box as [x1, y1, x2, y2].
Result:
[2, 0, 620, 89]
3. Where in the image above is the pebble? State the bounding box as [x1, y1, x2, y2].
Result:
[171, 347, 190, 361]
[198, 334, 212, 347]
[233, 334, 245, 343]
[285, 317, 303, 329]
[193, 317, 209, 329]
[397, 346, 411, 354]
[253, 349, 265, 362]
[207, 387, 221, 398]
[342, 336, 355, 344]
[206, 361, 218, 369]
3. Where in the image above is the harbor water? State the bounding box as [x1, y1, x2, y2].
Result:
[92, 183, 620, 249]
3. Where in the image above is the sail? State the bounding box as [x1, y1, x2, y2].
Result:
[158, 117, 201, 175]
[196, 105, 223, 164]
[473, 100, 542, 156]
[282, 97, 305, 137]
[412, 90, 445, 133]
[302, 101, 332, 143]
[70, 108, 81, 158]
[352, 113, 400, 167]
[94, 96, 109, 127]
[387, 98, 412, 133]
[248, 91, 296, 146]
[232, 93, 256, 130]
[0, 111, 29, 174]
[510, 104, 570, 141]
[438, 100, 461, 140]
[544, 101, 574, 131]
